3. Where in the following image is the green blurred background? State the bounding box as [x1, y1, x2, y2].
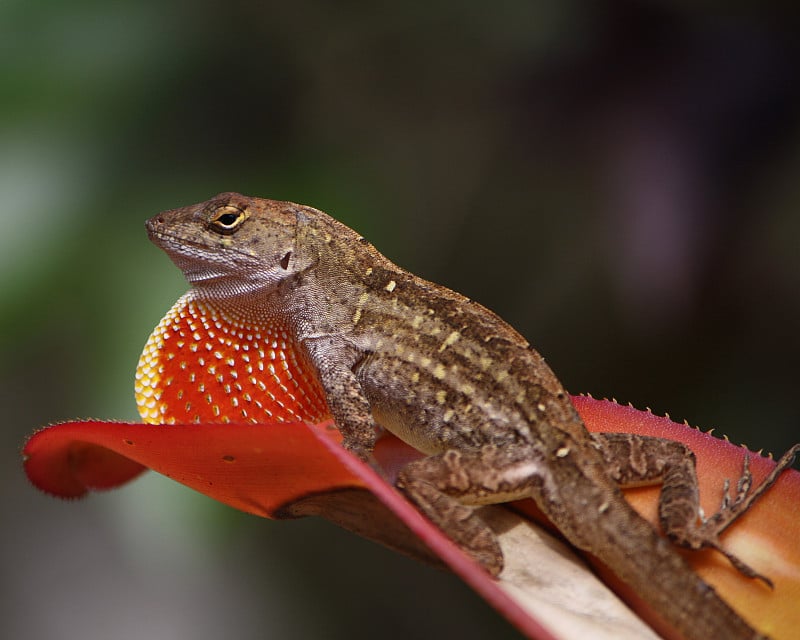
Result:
[3, 2, 799, 639]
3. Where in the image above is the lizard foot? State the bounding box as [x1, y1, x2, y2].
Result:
[670, 444, 799, 587]
[396, 471, 504, 577]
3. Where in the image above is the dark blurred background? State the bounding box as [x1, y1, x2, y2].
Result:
[3, 2, 799, 639]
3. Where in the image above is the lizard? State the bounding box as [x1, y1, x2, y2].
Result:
[136, 192, 799, 640]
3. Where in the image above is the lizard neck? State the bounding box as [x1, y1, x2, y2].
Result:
[135, 291, 329, 425]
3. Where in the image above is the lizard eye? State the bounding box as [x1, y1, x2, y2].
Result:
[209, 205, 246, 234]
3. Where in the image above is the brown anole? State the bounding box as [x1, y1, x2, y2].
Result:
[138, 192, 798, 640]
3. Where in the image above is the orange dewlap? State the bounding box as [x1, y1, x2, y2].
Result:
[135, 294, 329, 425]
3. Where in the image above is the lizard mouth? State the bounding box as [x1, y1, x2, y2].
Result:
[145, 225, 256, 263]
[145, 220, 205, 252]
[146, 227, 204, 252]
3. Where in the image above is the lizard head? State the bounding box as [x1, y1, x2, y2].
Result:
[146, 192, 317, 299]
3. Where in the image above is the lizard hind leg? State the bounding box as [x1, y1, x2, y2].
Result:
[395, 444, 542, 577]
[595, 433, 800, 587]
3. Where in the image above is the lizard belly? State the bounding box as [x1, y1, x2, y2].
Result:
[369, 404, 441, 455]
[355, 352, 521, 455]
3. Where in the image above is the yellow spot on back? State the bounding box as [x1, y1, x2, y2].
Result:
[435, 390, 447, 404]
[384, 280, 397, 293]
[433, 363, 446, 379]
[411, 315, 424, 329]
[438, 330, 460, 352]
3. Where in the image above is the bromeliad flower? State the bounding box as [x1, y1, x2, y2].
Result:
[23, 397, 800, 640]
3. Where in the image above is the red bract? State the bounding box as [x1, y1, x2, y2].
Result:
[23, 397, 800, 640]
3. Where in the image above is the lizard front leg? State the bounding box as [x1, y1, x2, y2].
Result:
[595, 433, 800, 586]
[303, 336, 377, 460]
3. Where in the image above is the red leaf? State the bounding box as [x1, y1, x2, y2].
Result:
[23, 397, 800, 640]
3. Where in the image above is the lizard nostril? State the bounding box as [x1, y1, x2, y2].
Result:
[145, 216, 165, 235]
